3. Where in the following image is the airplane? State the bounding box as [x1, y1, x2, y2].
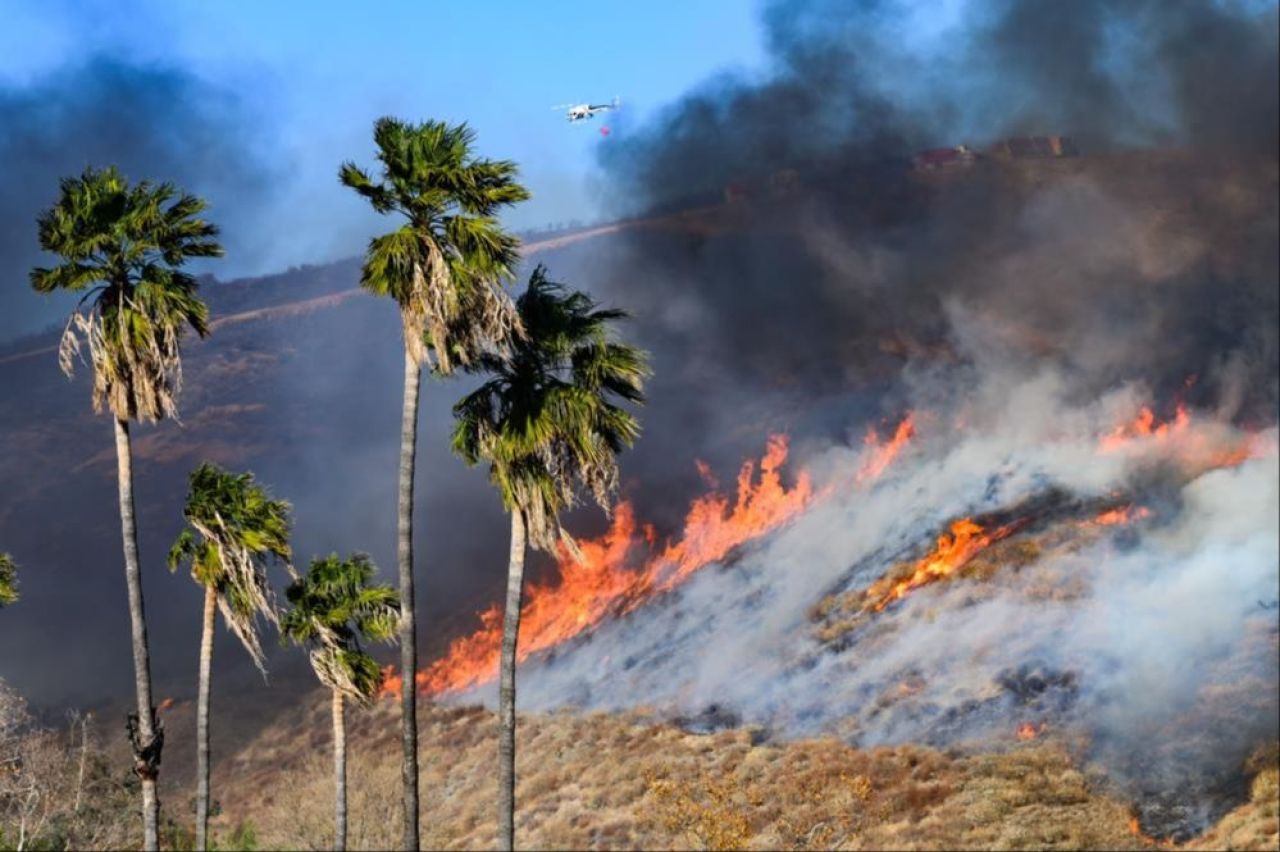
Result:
[553, 97, 620, 123]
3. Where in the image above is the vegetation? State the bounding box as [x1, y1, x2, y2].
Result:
[217, 701, 1176, 851]
[452, 265, 648, 848]
[1187, 742, 1280, 851]
[340, 116, 529, 850]
[162, 818, 260, 851]
[1, 681, 138, 850]
[8, 132, 1274, 852]
[280, 554, 399, 852]
[168, 463, 293, 850]
[29, 166, 221, 850]
[0, 555, 16, 607]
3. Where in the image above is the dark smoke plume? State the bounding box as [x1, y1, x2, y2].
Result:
[595, 0, 1279, 417]
[0, 55, 280, 340]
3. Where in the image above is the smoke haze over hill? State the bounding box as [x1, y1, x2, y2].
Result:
[0, 6, 1275, 840]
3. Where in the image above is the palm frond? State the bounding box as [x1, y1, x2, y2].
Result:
[451, 265, 650, 551]
[341, 117, 529, 372]
[169, 463, 293, 676]
[280, 553, 399, 704]
[31, 166, 221, 422]
[0, 553, 18, 607]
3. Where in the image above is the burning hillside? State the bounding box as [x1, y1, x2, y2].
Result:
[382, 428, 906, 700]
[0, 1, 1275, 849]
[382, 381, 1277, 842]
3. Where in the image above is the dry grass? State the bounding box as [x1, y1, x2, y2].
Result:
[202, 696, 1206, 851]
[1188, 743, 1280, 852]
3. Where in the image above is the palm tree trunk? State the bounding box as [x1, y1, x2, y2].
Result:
[497, 509, 527, 851]
[114, 417, 161, 850]
[332, 690, 347, 852]
[195, 584, 217, 850]
[398, 347, 422, 851]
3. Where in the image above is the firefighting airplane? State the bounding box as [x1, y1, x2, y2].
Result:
[553, 97, 620, 123]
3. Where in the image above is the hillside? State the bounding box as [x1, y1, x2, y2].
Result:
[1, 150, 1275, 851]
[203, 694, 1277, 851]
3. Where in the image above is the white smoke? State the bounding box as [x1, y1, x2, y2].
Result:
[456, 370, 1278, 801]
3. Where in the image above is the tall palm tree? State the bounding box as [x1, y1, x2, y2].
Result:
[281, 553, 399, 852]
[339, 117, 529, 849]
[30, 166, 221, 849]
[167, 463, 292, 851]
[0, 553, 17, 607]
[452, 266, 649, 850]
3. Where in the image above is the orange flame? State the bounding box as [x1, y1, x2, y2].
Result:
[856, 415, 916, 484]
[377, 664, 401, 700]
[409, 435, 816, 697]
[867, 517, 1022, 612]
[157, 698, 175, 713]
[1088, 505, 1153, 527]
[1129, 815, 1177, 848]
[1099, 405, 1191, 452]
[1097, 404, 1269, 475]
[1016, 721, 1048, 741]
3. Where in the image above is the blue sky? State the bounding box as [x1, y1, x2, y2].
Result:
[2, 0, 770, 278]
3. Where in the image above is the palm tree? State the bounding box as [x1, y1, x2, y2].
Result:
[30, 166, 221, 849]
[0, 553, 17, 607]
[339, 117, 529, 849]
[452, 266, 649, 849]
[167, 463, 292, 851]
[281, 553, 399, 852]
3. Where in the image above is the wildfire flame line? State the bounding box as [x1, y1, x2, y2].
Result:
[380, 403, 1270, 700]
[383, 420, 917, 699]
[1086, 504, 1152, 527]
[856, 414, 916, 483]
[390, 435, 814, 697]
[1096, 403, 1266, 471]
[1099, 404, 1191, 452]
[866, 517, 1027, 612]
[1015, 721, 1048, 741]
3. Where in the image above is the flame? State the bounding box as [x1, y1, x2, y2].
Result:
[866, 517, 1022, 612]
[157, 698, 175, 713]
[1099, 405, 1191, 452]
[856, 415, 916, 484]
[377, 664, 400, 700]
[1129, 815, 1177, 848]
[1097, 404, 1273, 480]
[409, 435, 816, 697]
[1088, 505, 1153, 527]
[1015, 721, 1047, 741]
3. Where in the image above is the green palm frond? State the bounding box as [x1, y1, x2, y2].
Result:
[168, 463, 292, 676]
[280, 553, 399, 704]
[0, 553, 18, 607]
[451, 265, 650, 551]
[30, 166, 221, 422]
[340, 117, 530, 372]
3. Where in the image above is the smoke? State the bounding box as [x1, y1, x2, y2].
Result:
[0, 55, 281, 340]
[592, 0, 1279, 417]
[0, 3, 1274, 833]
[500, 369, 1279, 836]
